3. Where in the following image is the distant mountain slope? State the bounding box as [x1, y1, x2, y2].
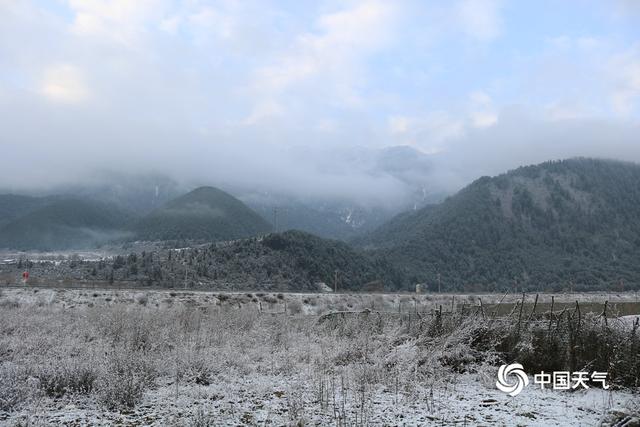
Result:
[0, 199, 133, 250]
[352, 204, 439, 249]
[65, 230, 407, 291]
[134, 186, 272, 242]
[252, 231, 405, 291]
[233, 145, 447, 240]
[246, 199, 393, 240]
[0, 194, 58, 228]
[54, 172, 184, 215]
[360, 158, 640, 291]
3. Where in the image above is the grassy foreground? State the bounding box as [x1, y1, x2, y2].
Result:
[0, 289, 638, 425]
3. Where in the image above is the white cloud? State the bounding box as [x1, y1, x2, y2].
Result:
[468, 91, 498, 127]
[389, 116, 411, 134]
[2, 0, 640, 201]
[608, 45, 640, 116]
[520, 34, 640, 120]
[188, 6, 234, 40]
[470, 111, 498, 127]
[242, 100, 285, 125]
[455, 0, 502, 42]
[247, 0, 397, 120]
[159, 15, 181, 34]
[40, 63, 89, 104]
[315, 118, 338, 132]
[388, 112, 465, 153]
[440, 109, 640, 184]
[547, 35, 604, 52]
[544, 101, 589, 121]
[469, 90, 492, 107]
[612, 0, 640, 18]
[67, 0, 162, 47]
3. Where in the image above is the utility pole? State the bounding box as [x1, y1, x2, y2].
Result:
[437, 273, 441, 294]
[334, 270, 339, 293]
[184, 265, 188, 289]
[273, 207, 278, 232]
[280, 208, 287, 231]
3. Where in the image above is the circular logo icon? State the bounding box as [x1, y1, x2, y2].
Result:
[496, 363, 529, 396]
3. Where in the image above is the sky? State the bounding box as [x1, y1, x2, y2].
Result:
[1, 0, 639, 203]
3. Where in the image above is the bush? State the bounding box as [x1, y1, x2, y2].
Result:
[505, 313, 639, 388]
[287, 300, 303, 315]
[263, 295, 278, 304]
[37, 361, 98, 397]
[411, 308, 640, 388]
[135, 293, 149, 306]
[179, 356, 212, 386]
[190, 407, 215, 427]
[0, 299, 19, 309]
[97, 349, 156, 410]
[0, 363, 35, 412]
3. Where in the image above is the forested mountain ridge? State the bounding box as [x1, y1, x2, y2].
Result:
[360, 158, 640, 291]
[133, 186, 272, 242]
[0, 194, 61, 228]
[0, 198, 133, 250]
[3, 158, 640, 293]
[14, 230, 406, 291]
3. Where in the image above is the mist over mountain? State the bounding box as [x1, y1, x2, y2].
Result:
[2, 3, 640, 425]
[359, 158, 640, 292]
[3, 157, 640, 293]
[0, 199, 133, 251]
[0, 172, 186, 217]
[55, 172, 185, 216]
[133, 186, 272, 242]
[0, 145, 448, 241]
[233, 145, 448, 239]
[2, 0, 639, 256]
[0, 194, 61, 228]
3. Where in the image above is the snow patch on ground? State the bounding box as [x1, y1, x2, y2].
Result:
[4, 374, 637, 426]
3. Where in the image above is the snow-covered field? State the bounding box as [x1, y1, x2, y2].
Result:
[1, 287, 638, 316]
[0, 288, 638, 426]
[5, 372, 638, 426]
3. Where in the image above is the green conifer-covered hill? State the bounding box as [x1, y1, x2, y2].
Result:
[0, 198, 133, 250]
[359, 158, 640, 292]
[133, 186, 272, 242]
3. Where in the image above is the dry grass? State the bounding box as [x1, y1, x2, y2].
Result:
[0, 291, 638, 425]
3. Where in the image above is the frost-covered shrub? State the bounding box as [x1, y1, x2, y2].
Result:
[0, 298, 19, 309]
[179, 355, 213, 386]
[97, 307, 156, 352]
[505, 313, 640, 387]
[407, 309, 640, 388]
[135, 293, 149, 306]
[189, 407, 216, 426]
[36, 360, 98, 397]
[97, 349, 156, 410]
[287, 299, 303, 315]
[0, 363, 35, 412]
[262, 295, 278, 304]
